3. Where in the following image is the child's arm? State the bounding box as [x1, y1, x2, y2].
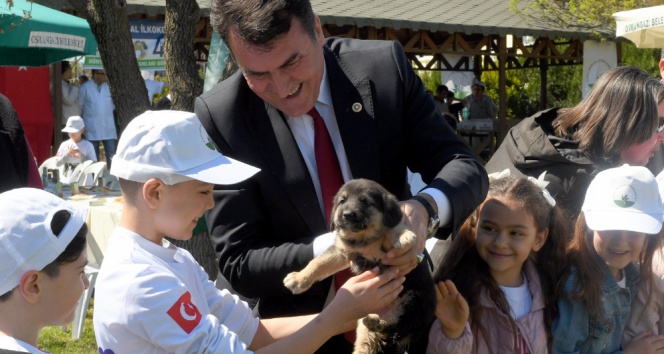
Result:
[426, 280, 472, 353]
[54, 143, 68, 165]
[623, 272, 664, 347]
[622, 331, 664, 354]
[247, 267, 404, 353]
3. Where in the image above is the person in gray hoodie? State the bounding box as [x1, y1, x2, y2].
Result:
[486, 66, 664, 218]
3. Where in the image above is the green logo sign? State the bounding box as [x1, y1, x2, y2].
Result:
[613, 185, 636, 208]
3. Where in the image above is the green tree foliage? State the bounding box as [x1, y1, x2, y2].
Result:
[509, 0, 664, 39]
[620, 41, 660, 74]
[417, 69, 442, 94]
[508, 0, 663, 74]
[479, 40, 660, 119]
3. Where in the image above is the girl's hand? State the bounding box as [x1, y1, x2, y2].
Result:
[67, 146, 80, 158]
[331, 267, 404, 322]
[434, 280, 469, 339]
[624, 331, 664, 354]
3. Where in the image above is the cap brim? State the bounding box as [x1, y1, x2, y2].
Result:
[182, 154, 260, 185]
[61, 127, 80, 133]
[585, 210, 663, 234]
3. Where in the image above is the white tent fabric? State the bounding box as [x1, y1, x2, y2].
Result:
[614, 5, 664, 48]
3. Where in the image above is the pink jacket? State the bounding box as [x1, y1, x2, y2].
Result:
[427, 259, 548, 354]
[622, 247, 664, 347]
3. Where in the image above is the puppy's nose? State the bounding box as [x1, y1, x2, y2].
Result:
[342, 210, 359, 223]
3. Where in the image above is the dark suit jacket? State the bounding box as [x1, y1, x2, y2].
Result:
[195, 38, 488, 320]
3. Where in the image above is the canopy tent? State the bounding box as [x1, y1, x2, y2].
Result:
[0, 0, 97, 66]
[614, 5, 664, 48]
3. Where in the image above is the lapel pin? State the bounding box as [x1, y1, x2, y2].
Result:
[352, 102, 362, 112]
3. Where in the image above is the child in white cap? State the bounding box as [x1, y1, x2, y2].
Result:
[93, 110, 405, 354]
[0, 188, 90, 353]
[55, 116, 97, 182]
[622, 170, 664, 347]
[552, 165, 664, 353]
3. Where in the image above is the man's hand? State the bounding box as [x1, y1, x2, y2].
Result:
[382, 196, 431, 275]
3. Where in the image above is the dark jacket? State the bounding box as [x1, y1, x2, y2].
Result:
[0, 93, 30, 192]
[196, 38, 488, 317]
[485, 108, 606, 218]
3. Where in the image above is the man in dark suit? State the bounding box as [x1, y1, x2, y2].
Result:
[196, 0, 488, 352]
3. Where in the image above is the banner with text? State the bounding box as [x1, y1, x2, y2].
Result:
[84, 19, 165, 70]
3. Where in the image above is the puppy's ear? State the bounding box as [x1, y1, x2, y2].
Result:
[330, 192, 339, 231]
[382, 193, 403, 228]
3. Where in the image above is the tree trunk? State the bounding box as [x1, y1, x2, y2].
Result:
[162, 0, 216, 279]
[68, 0, 217, 280]
[164, 0, 203, 112]
[68, 0, 151, 131]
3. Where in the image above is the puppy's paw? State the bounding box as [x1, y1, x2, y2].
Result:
[362, 314, 384, 332]
[283, 272, 312, 294]
[393, 228, 417, 249]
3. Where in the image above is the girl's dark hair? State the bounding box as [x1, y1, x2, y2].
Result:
[559, 212, 660, 324]
[433, 176, 569, 353]
[0, 209, 87, 302]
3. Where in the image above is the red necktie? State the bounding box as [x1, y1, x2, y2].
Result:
[309, 107, 355, 343]
[310, 107, 344, 225]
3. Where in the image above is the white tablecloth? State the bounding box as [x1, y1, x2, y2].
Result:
[66, 193, 123, 265]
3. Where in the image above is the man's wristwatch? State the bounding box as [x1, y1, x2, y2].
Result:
[411, 195, 440, 238]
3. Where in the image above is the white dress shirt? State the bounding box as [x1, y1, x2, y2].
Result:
[282, 63, 451, 257]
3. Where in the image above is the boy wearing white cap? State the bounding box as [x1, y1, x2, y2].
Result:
[55, 115, 97, 170]
[0, 188, 90, 353]
[93, 110, 405, 354]
[552, 165, 664, 353]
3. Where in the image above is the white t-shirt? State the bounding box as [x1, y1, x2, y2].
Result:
[55, 138, 97, 165]
[0, 335, 49, 353]
[499, 274, 532, 320]
[94, 227, 258, 354]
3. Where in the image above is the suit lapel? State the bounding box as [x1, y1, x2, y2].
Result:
[324, 48, 380, 182]
[245, 93, 327, 234]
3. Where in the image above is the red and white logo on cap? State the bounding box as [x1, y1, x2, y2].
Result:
[167, 291, 202, 334]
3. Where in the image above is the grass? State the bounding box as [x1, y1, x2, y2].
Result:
[38, 299, 98, 354]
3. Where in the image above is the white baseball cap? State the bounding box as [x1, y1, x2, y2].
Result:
[62, 115, 85, 133]
[110, 110, 260, 185]
[472, 79, 486, 89]
[656, 170, 664, 221]
[0, 188, 89, 296]
[582, 165, 663, 234]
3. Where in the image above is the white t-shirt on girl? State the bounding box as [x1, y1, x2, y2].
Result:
[500, 274, 532, 320]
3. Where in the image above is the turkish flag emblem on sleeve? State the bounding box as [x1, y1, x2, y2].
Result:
[166, 291, 202, 334]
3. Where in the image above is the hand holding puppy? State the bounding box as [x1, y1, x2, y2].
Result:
[382, 198, 430, 275]
[329, 267, 404, 323]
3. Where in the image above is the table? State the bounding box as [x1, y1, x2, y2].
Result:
[64, 191, 123, 265]
[457, 128, 497, 164]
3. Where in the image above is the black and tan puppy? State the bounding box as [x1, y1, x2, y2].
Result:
[283, 178, 436, 354]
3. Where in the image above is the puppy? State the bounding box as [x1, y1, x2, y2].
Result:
[283, 178, 436, 354]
